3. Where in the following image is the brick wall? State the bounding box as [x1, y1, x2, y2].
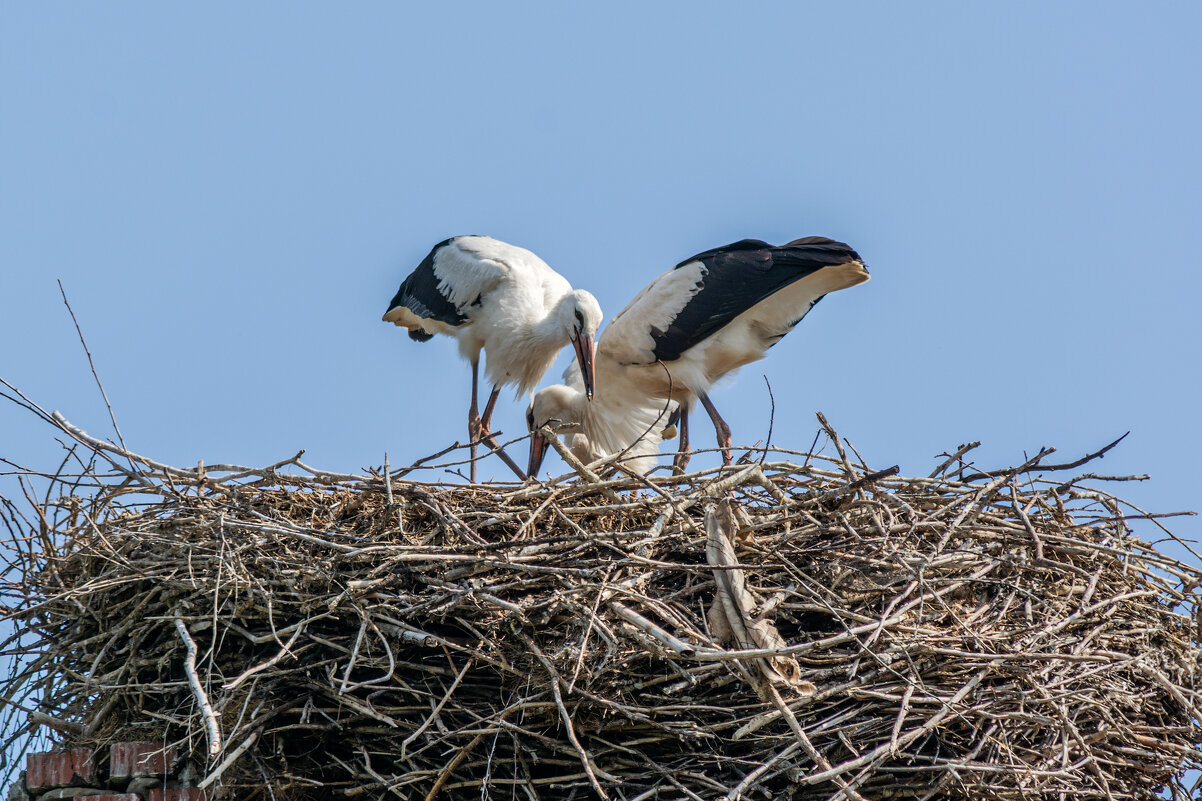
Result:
[11, 743, 208, 801]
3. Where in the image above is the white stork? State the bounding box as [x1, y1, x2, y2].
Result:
[383, 235, 603, 481]
[527, 236, 869, 477]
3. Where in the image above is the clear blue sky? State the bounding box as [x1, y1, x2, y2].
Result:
[2, 3, 1199, 561]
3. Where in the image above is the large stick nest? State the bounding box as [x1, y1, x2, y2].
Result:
[2, 414, 1200, 800]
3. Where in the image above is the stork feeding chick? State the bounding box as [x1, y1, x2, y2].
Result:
[527, 236, 869, 477]
[383, 235, 602, 481]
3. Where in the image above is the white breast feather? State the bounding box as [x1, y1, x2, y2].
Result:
[442, 236, 574, 396]
[563, 358, 676, 474]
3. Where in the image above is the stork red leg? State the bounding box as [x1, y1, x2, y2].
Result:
[674, 405, 691, 472]
[477, 385, 528, 481]
[468, 360, 483, 483]
[479, 384, 501, 434]
[699, 392, 733, 466]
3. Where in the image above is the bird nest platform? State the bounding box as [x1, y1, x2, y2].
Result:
[2, 412, 1201, 801]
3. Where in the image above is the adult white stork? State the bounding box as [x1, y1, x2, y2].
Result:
[527, 236, 869, 477]
[383, 235, 603, 481]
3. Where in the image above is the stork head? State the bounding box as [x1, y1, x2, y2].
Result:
[526, 384, 586, 478]
[557, 290, 602, 401]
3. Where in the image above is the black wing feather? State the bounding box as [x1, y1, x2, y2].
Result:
[651, 237, 862, 362]
[383, 237, 469, 330]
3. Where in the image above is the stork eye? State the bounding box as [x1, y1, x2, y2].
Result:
[574, 309, 584, 325]
[526, 410, 535, 431]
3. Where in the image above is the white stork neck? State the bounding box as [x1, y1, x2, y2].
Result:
[532, 317, 568, 350]
[534, 294, 578, 348]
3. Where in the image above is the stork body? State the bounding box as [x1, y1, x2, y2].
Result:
[528, 236, 868, 476]
[526, 376, 677, 477]
[383, 235, 602, 481]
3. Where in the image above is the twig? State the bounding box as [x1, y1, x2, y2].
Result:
[527, 636, 613, 798]
[175, 614, 222, 756]
[759, 374, 776, 464]
[929, 441, 981, 478]
[816, 411, 854, 477]
[960, 432, 1130, 482]
[197, 727, 262, 790]
[57, 280, 132, 463]
[400, 657, 473, 759]
[28, 711, 85, 735]
[224, 623, 306, 691]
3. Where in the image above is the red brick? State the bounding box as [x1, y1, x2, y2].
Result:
[109, 742, 178, 779]
[25, 748, 96, 791]
[147, 790, 208, 801]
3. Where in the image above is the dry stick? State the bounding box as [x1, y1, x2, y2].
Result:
[755, 375, 776, 465]
[423, 731, 486, 801]
[57, 280, 134, 467]
[341, 619, 397, 694]
[750, 466, 790, 506]
[609, 601, 699, 657]
[889, 682, 916, 756]
[0, 375, 58, 426]
[197, 726, 262, 790]
[526, 636, 613, 798]
[801, 427, 822, 470]
[339, 618, 368, 694]
[200, 450, 307, 484]
[536, 425, 624, 504]
[765, 683, 869, 801]
[816, 411, 855, 478]
[474, 428, 528, 482]
[809, 662, 1000, 788]
[27, 711, 85, 736]
[569, 567, 612, 691]
[400, 657, 473, 760]
[928, 441, 982, 479]
[174, 614, 222, 757]
[722, 741, 800, 801]
[960, 432, 1130, 483]
[52, 411, 215, 482]
[1106, 494, 1202, 565]
[391, 440, 466, 479]
[797, 465, 900, 509]
[537, 424, 601, 483]
[383, 453, 393, 505]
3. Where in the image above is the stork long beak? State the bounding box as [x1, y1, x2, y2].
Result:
[572, 334, 596, 400]
[528, 432, 550, 479]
